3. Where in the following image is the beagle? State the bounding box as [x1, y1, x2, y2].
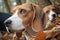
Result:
[4, 3, 46, 40]
[42, 4, 60, 30]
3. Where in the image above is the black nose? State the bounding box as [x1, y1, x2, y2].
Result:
[4, 20, 12, 25]
[52, 14, 56, 18]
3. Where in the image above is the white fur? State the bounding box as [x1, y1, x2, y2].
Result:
[48, 10, 56, 21]
[45, 20, 51, 29]
[4, 10, 25, 30]
[45, 10, 56, 29]
[25, 34, 29, 40]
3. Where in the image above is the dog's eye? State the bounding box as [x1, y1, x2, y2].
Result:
[20, 9, 26, 14]
[46, 11, 49, 13]
[52, 9, 56, 12]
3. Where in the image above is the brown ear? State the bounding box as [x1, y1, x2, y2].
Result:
[41, 8, 47, 28]
[30, 3, 43, 32]
[40, 12, 45, 28]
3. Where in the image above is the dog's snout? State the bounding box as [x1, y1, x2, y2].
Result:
[4, 20, 12, 25]
[52, 14, 56, 18]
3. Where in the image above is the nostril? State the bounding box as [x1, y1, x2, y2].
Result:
[5, 20, 12, 25]
[52, 14, 56, 18]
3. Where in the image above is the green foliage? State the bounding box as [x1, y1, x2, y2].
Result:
[30, 0, 35, 3]
[50, 0, 54, 4]
[0, 0, 59, 13]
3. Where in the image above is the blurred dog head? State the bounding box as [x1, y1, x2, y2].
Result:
[42, 4, 60, 29]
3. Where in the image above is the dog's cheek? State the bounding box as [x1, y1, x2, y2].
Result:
[22, 17, 32, 27]
[23, 13, 33, 26]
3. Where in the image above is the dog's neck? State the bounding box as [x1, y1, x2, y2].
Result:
[25, 21, 41, 40]
[25, 25, 37, 37]
[24, 25, 37, 40]
[23, 7, 43, 39]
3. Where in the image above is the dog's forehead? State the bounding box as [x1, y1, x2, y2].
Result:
[22, 3, 31, 7]
[17, 4, 32, 10]
[43, 5, 54, 13]
[11, 3, 32, 14]
[16, 3, 32, 9]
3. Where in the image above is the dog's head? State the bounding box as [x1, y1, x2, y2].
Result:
[4, 3, 42, 32]
[42, 4, 60, 29]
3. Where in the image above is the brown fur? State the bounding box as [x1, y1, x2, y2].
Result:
[42, 4, 60, 30]
[11, 3, 45, 40]
[11, 3, 43, 31]
[42, 5, 54, 28]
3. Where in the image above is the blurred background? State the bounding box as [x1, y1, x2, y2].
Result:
[0, 0, 60, 13]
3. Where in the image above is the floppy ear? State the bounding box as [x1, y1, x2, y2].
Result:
[40, 11, 45, 27]
[30, 3, 43, 32]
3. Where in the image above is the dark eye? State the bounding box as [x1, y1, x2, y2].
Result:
[20, 9, 26, 14]
[46, 11, 49, 13]
[52, 9, 55, 11]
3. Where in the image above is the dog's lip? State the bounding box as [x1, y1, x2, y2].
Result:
[9, 28, 25, 33]
[5, 24, 25, 32]
[48, 17, 56, 22]
[21, 28, 25, 31]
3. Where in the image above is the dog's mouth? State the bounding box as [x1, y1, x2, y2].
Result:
[44, 20, 51, 30]
[44, 17, 56, 30]
[9, 29, 25, 33]
[44, 17, 60, 30]
[5, 25, 25, 33]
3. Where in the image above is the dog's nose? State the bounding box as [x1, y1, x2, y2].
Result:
[52, 14, 56, 18]
[4, 20, 12, 25]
